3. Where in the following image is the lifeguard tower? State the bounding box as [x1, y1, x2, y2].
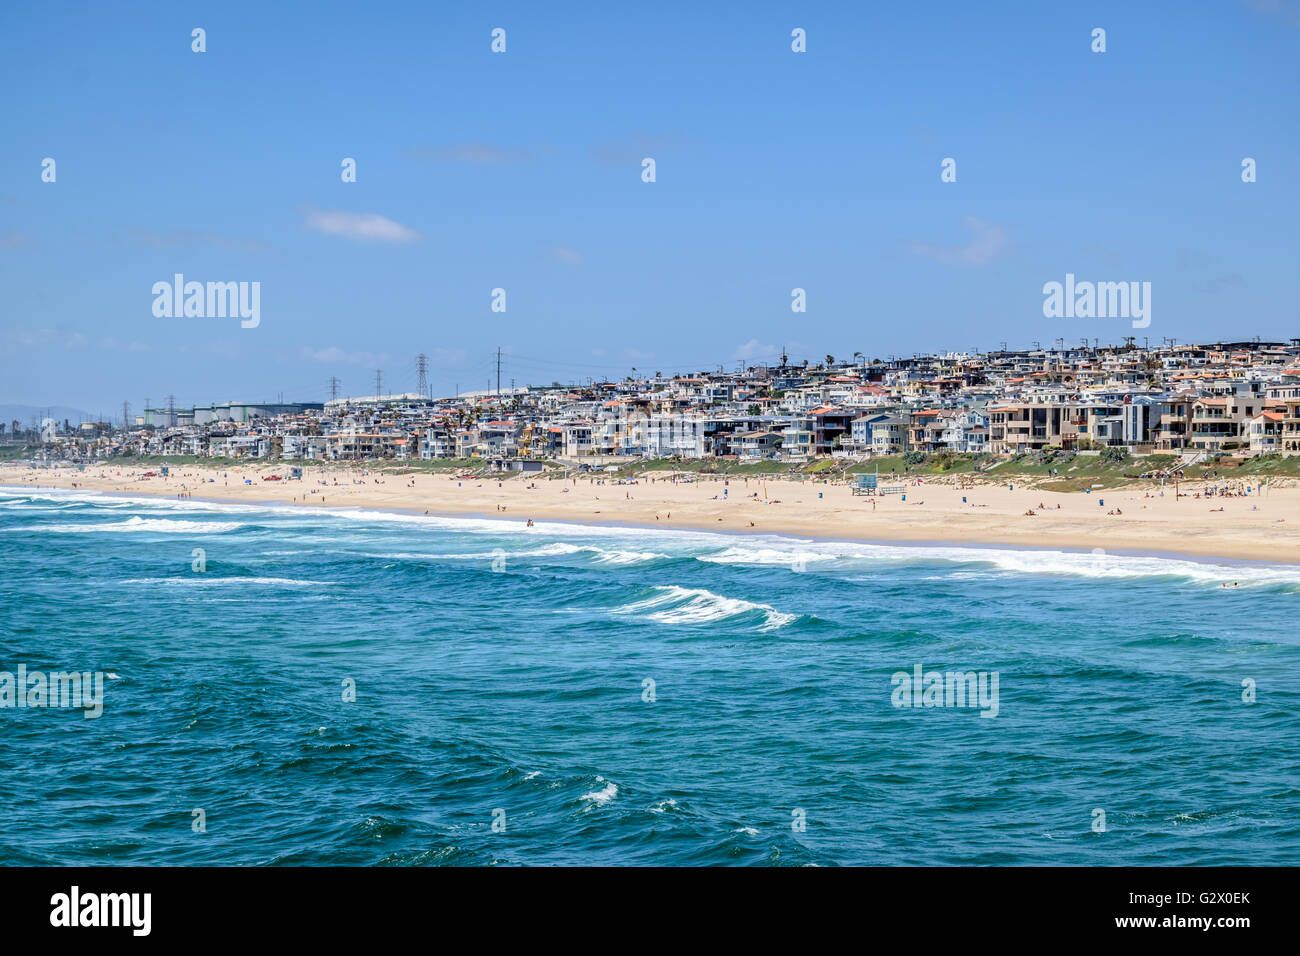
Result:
[853, 470, 903, 496]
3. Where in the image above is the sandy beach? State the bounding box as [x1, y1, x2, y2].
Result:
[5, 461, 1297, 564]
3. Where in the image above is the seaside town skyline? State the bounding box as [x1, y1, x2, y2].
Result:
[10, 334, 1300, 463]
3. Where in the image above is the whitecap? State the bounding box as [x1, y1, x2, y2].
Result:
[27, 516, 243, 534]
[613, 585, 797, 630]
[119, 576, 330, 587]
[580, 777, 618, 805]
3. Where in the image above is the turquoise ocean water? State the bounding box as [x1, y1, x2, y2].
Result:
[1, 484, 1297, 866]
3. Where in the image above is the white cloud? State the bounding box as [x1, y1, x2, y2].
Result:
[131, 229, 267, 253]
[430, 347, 467, 365]
[591, 131, 688, 167]
[733, 338, 778, 361]
[302, 208, 421, 243]
[1242, 0, 1300, 27]
[550, 245, 583, 265]
[408, 142, 534, 164]
[906, 216, 1006, 266]
[301, 346, 385, 366]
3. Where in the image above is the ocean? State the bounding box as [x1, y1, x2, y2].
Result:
[1, 484, 1297, 866]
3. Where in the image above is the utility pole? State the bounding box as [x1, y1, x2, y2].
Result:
[328, 377, 341, 401]
[496, 346, 502, 399]
[375, 369, 382, 400]
[417, 353, 428, 398]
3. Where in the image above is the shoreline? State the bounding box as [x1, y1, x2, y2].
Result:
[5, 460, 1300, 565]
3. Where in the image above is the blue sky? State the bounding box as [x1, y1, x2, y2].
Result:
[2, 0, 1298, 412]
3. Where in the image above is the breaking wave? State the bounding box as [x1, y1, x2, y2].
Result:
[612, 585, 797, 630]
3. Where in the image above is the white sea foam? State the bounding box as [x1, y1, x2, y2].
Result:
[699, 538, 1300, 589]
[25, 516, 243, 534]
[699, 546, 836, 567]
[370, 542, 667, 564]
[580, 777, 618, 805]
[838, 541, 1300, 588]
[120, 576, 330, 587]
[6, 484, 1297, 587]
[614, 585, 797, 630]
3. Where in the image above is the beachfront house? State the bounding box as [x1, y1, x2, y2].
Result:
[1249, 410, 1283, 455]
[870, 416, 910, 455]
[845, 414, 889, 455]
[940, 408, 989, 453]
[562, 422, 595, 457]
[735, 430, 783, 459]
[809, 407, 855, 455]
[1282, 397, 1300, 454]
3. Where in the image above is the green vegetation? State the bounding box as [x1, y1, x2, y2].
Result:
[984, 451, 1181, 493]
[372, 458, 494, 474]
[22, 449, 1300, 488]
[1214, 453, 1300, 478]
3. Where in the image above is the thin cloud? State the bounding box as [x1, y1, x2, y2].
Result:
[906, 216, 1007, 266]
[2, 325, 97, 352]
[733, 339, 779, 361]
[301, 346, 387, 366]
[550, 245, 584, 265]
[301, 208, 421, 243]
[130, 229, 268, 253]
[430, 347, 468, 365]
[0, 231, 29, 251]
[406, 142, 534, 164]
[1205, 272, 1246, 293]
[591, 131, 689, 167]
[1084, 243, 1124, 267]
[1242, 0, 1300, 27]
